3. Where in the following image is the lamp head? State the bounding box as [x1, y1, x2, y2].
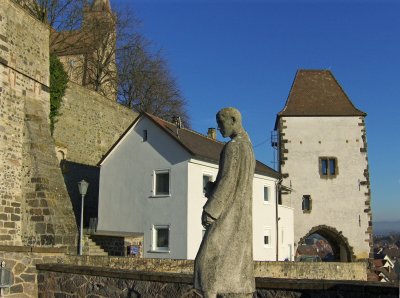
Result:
[78, 179, 89, 196]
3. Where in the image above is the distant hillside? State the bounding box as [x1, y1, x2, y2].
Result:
[373, 221, 400, 235]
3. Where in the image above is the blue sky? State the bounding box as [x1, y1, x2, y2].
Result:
[113, 0, 400, 221]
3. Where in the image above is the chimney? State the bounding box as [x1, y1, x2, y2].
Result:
[173, 116, 182, 137]
[207, 128, 216, 140]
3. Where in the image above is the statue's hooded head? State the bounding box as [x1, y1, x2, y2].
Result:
[216, 107, 243, 139]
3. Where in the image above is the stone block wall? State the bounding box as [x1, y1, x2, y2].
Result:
[60, 256, 368, 281]
[0, 0, 77, 249]
[0, 246, 66, 297]
[36, 263, 398, 298]
[53, 81, 138, 166]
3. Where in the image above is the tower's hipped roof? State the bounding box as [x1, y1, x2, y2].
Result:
[278, 70, 366, 117]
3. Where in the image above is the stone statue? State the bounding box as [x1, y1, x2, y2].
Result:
[194, 107, 256, 298]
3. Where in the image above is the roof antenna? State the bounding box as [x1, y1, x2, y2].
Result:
[172, 116, 182, 137]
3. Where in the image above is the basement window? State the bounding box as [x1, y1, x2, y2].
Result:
[152, 225, 170, 252]
[302, 195, 312, 213]
[319, 157, 338, 178]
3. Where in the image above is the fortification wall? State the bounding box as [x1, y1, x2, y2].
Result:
[53, 81, 138, 166]
[0, 0, 77, 249]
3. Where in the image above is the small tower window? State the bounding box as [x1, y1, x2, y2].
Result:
[302, 195, 312, 213]
[319, 157, 338, 178]
[143, 129, 148, 142]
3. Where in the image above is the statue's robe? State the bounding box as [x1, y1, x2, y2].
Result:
[194, 131, 255, 295]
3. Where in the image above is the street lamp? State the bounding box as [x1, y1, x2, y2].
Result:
[78, 179, 89, 256]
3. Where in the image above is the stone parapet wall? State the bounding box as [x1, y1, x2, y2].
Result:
[36, 263, 398, 298]
[253, 261, 368, 281]
[53, 81, 138, 166]
[61, 256, 368, 281]
[0, 246, 66, 297]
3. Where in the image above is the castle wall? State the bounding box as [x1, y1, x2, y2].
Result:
[53, 81, 138, 166]
[0, 0, 77, 249]
[279, 116, 371, 260]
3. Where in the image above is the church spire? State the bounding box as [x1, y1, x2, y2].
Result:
[91, 0, 111, 12]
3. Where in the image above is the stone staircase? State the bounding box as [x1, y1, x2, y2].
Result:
[83, 235, 108, 256]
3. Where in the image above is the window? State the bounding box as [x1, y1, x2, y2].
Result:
[263, 186, 270, 203]
[264, 228, 271, 247]
[154, 170, 170, 196]
[319, 157, 338, 178]
[302, 195, 312, 213]
[203, 174, 212, 196]
[143, 129, 148, 142]
[153, 225, 169, 251]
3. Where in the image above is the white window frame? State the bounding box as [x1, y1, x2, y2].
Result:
[263, 227, 272, 248]
[263, 185, 270, 204]
[153, 169, 171, 197]
[152, 225, 170, 252]
[202, 173, 213, 197]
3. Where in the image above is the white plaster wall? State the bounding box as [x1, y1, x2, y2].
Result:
[280, 116, 370, 259]
[187, 166, 294, 261]
[278, 205, 295, 261]
[252, 175, 278, 261]
[186, 159, 219, 259]
[98, 117, 191, 259]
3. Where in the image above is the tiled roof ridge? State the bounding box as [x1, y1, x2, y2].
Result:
[327, 70, 366, 115]
[278, 69, 366, 117]
[145, 113, 225, 145]
[281, 69, 331, 114]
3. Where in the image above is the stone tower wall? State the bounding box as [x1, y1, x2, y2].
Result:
[279, 116, 372, 260]
[0, 0, 77, 249]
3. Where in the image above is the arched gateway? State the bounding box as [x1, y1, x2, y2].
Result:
[298, 225, 355, 262]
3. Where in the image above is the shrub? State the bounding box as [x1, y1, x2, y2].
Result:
[49, 54, 68, 135]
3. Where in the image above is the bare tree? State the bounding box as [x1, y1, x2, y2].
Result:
[12, 0, 84, 29]
[117, 38, 190, 126]
[14, 0, 190, 124]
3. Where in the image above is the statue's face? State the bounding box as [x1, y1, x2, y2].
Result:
[217, 114, 235, 138]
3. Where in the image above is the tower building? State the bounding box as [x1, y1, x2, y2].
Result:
[51, 0, 116, 100]
[275, 70, 372, 261]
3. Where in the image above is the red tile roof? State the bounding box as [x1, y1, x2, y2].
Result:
[99, 113, 280, 179]
[146, 113, 279, 178]
[278, 70, 366, 117]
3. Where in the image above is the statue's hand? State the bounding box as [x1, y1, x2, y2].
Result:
[202, 211, 215, 228]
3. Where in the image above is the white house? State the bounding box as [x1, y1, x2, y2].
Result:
[97, 113, 294, 260]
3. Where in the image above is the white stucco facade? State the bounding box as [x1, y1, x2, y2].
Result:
[98, 117, 191, 259]
[278, 116, 371, 260]
[98, 115, 294, 260]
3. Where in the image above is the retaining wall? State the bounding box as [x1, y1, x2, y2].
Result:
[37, 263, 398, 298]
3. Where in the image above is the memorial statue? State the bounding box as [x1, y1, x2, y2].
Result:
[194, 107, 255, 298]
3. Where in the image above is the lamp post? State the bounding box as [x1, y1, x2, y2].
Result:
[78, 179, 89, 256]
